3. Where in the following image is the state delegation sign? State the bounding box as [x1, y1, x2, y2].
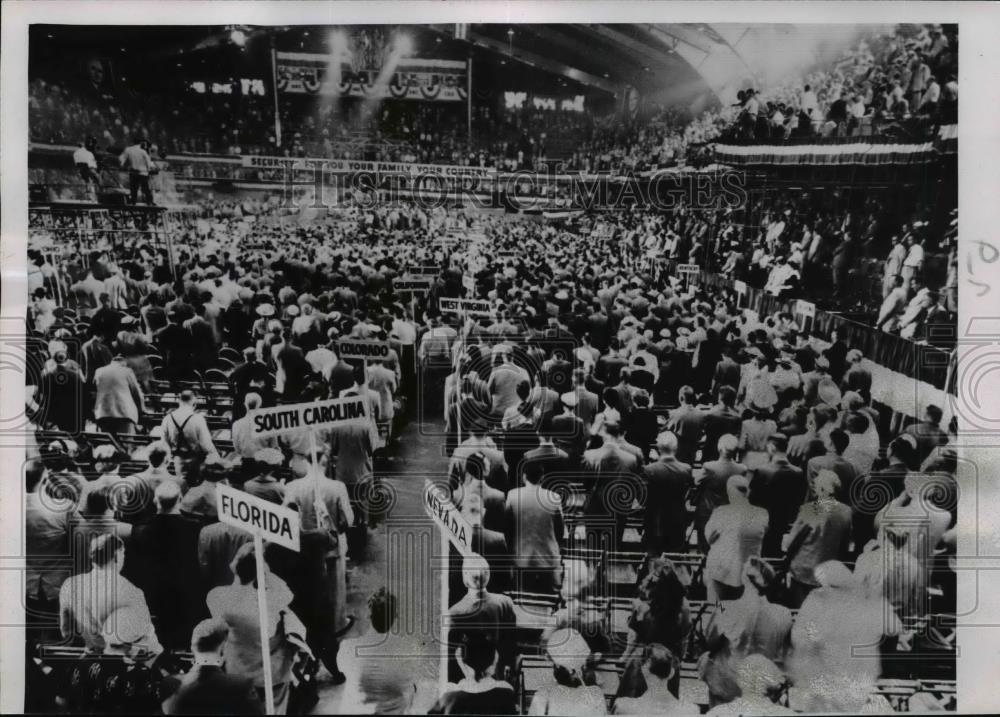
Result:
[217, 484, 301, 552]
[676, 263, 701, 275]
[440, 297, 493, 318]
[247, 396, 369, 438]
[423, 481, 474, 557]
[338, 339, 391, 360]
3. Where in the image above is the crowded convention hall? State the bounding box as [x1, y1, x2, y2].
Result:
[24, 20, 958, 716]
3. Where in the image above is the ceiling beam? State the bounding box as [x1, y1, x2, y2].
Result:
[579, 25, 678, 73]
[462, 28, 620, 95]
[519, 25, 648, 80]
[643, 25, 715, 57]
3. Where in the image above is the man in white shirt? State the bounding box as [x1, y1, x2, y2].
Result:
[883, 235, 908, 298]
[919, 76, 941, 113]
[73, 138, 98, 198]
[119, 138, 154, 205]
[800, 85, 818, 119]
[901, 236, 925, 293]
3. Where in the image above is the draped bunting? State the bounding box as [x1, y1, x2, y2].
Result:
[709, 139, 939, 166]
[666, 263, 954, 394]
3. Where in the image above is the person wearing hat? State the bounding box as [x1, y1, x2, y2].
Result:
[161, 618, 262, 715]
[801, 355, 831, 406]
[178, 454, 230, 522]
[242, 448, 286, 505]
[704, 475, 769, 603]
[35, 341, 88, 434]
[528, 628, 607, 716]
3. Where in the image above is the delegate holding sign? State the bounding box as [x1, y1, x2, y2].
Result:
[440, 297, 493, 318]
[338, 339, 391, 360]
[217, 484, 301, 552]
[423, 481, 474, 557]
[248, 396, 368, 438]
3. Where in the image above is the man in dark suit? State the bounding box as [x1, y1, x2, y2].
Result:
[447, 555, 518, 683]
[596, 338, 628, 385]
[582, 421, 643, 544]
[749, 434, 807, 557]
[228, 347, 272, 420]
[642, 431, 692, 555]
[625, 392, 659, 458]
[666, 385, 706, 466]
[550, 393, 587, 466]
[712, 345, 742, 393]
[161, 618, 262, 714]
[522, 421, 571, 488]
[123, 482, 207, 649]
[695, 434, 747, 550]
[851, 435, 914, 556]
[566, 368, 600, 431]
[701, 386, 742, 463]
[805, 428, 859, 502]
[504, 460, 565, 595]
[840, 349, 872, 402]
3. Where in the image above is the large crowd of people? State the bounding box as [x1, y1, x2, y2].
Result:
[24, 194, 957, 713]
[31, 23, 957, 175]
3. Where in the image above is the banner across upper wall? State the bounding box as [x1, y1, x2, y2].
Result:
[275, 51, 467, 101]
[240, 154, 495, 179]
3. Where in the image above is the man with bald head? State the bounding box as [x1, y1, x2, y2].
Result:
[643, 431, 692, 555]
[124, 482, 206, 649]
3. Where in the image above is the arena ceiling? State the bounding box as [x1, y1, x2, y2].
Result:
[32, 23, 800, 112]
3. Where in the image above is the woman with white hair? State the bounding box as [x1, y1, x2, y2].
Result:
[528, 628, 607, 716]
[705, 654, 793, 716]
[788, 560, 901, 713]
[784, 469, 853, 607]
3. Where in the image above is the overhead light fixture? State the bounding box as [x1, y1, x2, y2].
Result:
[230, 28, 247, 47]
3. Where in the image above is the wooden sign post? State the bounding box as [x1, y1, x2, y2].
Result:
[216, 485, 302, 715]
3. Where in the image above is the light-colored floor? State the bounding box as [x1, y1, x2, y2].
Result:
[313, 416, 449, 714]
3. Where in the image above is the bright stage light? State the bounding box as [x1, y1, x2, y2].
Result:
[395, 33, 413, 57]
[230, 29, 247, 47]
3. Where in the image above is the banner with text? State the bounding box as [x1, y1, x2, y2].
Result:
[276, 52, 467, 102]
[240, 154, 495, 180]
[248, 396, 369, 438]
